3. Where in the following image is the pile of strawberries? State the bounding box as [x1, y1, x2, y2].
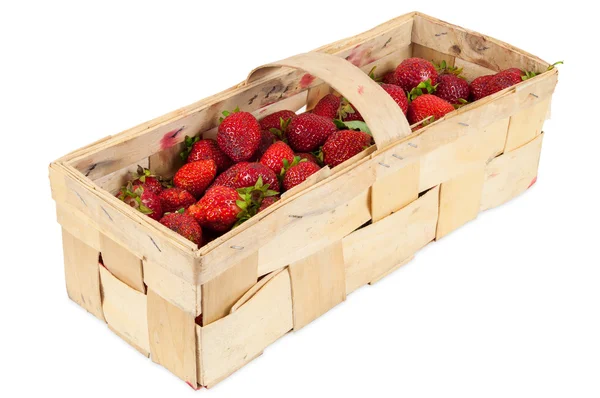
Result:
[117, 56, 556, 246]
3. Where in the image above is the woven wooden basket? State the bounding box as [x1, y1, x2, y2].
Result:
[49, 12, 558, 388]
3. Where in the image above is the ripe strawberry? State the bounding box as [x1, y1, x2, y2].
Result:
[211, 162, 248, 188]
[173, 160, 217, 198]
[181, 137, 232, 172]
[381, 83, 409, 115]
[260, 141, 295, 174]
[188, 178, 277, 231]
[470, 75, 493, 101]
[255, 129, 278, 159]
[295, 152, 321, 165]
[435, 74, 470, 104]
[258, 195, 279, 213]
[482, 72, 522, 97]
[117, 183, 163, 221]
[159, 187, 196, 213]
[283, 161, 321, 191]
[287, 113, 337, 152]
[312, 94, 341, 119]
[500, 68, 524, 80]
[131, 166, 163, 195]
[187, 186, 241, 232]
[407, 94, 454, 126]
[160, 212, 203, 246]
[394, 57, 438, 93]
[217, 110, 261, 162]
[259, 110, 296, 131]
[232, 162, 280, 192]
[322, 130, 372, 168]
[382, 71, 400, 85]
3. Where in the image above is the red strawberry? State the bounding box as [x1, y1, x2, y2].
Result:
[295, 152, 321, 165]
[382, 71, 400, 86]
[287, 113, 337, 152]
[482, 72, 522, 97]
[394, 57, 438, 93]
[173, 160, 217, 198]
[232, 162, 280, 192]
[500, 68, 524, 79]
[322, 130, 372, 168]
[470, 75, 493, 101]
[255, 129, 278, 159]
[381, 83, 409, 115]
[258, 195, 279, 213]
[187, 186, 241, 232]
[260, 141, 295, 174]
[160, 212, 203, 246]
[259, 110, 296, 131]
[312, 94, 341, 119]
[131, 166, 163, 195]
[211, 162, 248, 189]
[407, 94, 454, 126]
[117, 183, 163, 221]
[159, 187, 196, 213]
[217, 110, 261, 162]
[181, 137, 232, 172]
[283, 161, 321, 191]
[435, 74, 470, 104]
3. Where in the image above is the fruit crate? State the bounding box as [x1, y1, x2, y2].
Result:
[49, 12, 558, 388]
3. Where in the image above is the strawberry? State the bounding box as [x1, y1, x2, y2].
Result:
[381, 83, 409, 115]
[482, 71, 522, 97]
[470, 75, 493, 101]
[283, 161, 321, 191]
[382, 71, 400, 86]
[394, 57, 438, 93]
[159, 187, 196, 213]
[211, 162, 248, 188]
[131, 166, 163, 195]
[260, 141, 295, 174]
[232, 162, 280, 192]
[160, 211, 203, 246]
[217, 109, 261, 162]
[181, 137, 232, 172]
[258, 195, 279, 213]
[188, 178, 277, 231]
[259, 110, 296, 131]
[407, 94, 454, 126]
[312, 94, 341, 119]
[173, 160, 217, 198]
[287, 113, 337, 152]
[322, 130, 372, 168]
[435, 74, 470, 104]
[255, 129, 278, 159]
[295, 152, 321, 165]
[500, 68, 524, 80]
[187, 186, 241, 232]
[117, 183, 163, 221]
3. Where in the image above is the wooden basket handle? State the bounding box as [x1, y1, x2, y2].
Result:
[246, 52, 412, 149]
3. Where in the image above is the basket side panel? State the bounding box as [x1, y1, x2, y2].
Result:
[371, 160, 419, 223]
[504, 97, 550, 152]
[143, 260, 200, 316]
[481, 134, 543, 211]
[288, 241, 346, 330]
[100, 234, 145, 293]
[344, 185, 439, 294]
[147, 289, 198, 385]
[61, 228, 104, 321]
[99, 265, 150, 356]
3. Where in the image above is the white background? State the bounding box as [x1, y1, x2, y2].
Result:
[1, 1, 598, 397]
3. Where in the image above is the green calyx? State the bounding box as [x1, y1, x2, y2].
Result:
[453, 98, 470, 109]
[279, 156, 306, 179]
[521, 61, 563, 81]
[408, 79, 438, 101]
[180, 135, 201, 161]
[117, 183, 154, 215]
[233, 176, 279, 227]
[435, 60, 464, 77]
[270, 117, 292, 141]
[333, 119, 371, 135]
[367, 66, 383, 82]
[219, 106, 241, 123]
[337, 98, 356, 120]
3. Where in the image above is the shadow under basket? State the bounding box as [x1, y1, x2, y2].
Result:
[49, 11, 557, 388]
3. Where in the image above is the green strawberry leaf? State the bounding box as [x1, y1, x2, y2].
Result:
[333, 119, 347, 130]
[335, 120, 372, 135]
